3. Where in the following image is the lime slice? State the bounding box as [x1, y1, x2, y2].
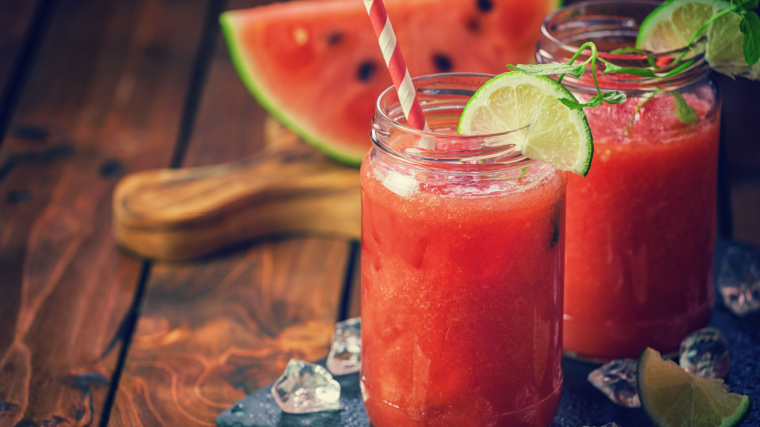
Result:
[457, 71, 593, 176]
[637, 347, 753, 427]
[636, 0, 760, 79]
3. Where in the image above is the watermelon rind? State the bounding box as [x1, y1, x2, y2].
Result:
[220, 12, 365, 166]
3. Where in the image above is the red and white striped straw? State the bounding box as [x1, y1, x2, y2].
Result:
[363, 0, 434, 149]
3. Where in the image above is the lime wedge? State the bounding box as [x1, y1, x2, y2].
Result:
[637, 347, 753, 427]
[457, 71, 593, 176]
[636, 0, 760, 79]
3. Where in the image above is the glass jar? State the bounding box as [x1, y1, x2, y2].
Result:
[537, 0, 720, 361]
[360, 73, 565, 426]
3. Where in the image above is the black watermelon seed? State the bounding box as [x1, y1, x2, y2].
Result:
[7, 189, 30, 204]
[467, 17, 481, 32]
[326, 32, 343, 46]
[477, 0, 493, 13]
[357, 61, 377, 82]
[12, 124, 49, 141]
[99, 159, 124, 178]
[433, 54, 453, 72]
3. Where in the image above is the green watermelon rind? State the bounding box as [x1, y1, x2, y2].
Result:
[219, 12, 365, 167]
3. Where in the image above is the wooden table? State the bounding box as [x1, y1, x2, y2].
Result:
[1, 0, 360, 425]
[2, 1, 759, 426]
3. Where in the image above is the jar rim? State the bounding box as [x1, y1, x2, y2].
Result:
[538, 0, 710, 90]
[372, 72, 535, 168]
[541, 0, 703, 58]
[375, 73, 526, 139]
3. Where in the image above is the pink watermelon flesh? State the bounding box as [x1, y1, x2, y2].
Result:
[221, 0, 557, 166]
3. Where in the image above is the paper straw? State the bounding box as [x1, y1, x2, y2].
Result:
[363, 0, 434, 149]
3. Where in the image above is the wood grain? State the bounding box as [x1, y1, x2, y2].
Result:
[0, 0, 212, 424]
[110, 239, 349, 426]
[110, 0, 355, 423]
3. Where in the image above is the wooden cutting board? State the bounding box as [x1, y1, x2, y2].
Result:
[113, 119, 361, 260]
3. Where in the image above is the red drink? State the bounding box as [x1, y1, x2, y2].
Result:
[538, 1, 721, 360]
[360, 74, 565, 426]
[564, 97, 719, 359]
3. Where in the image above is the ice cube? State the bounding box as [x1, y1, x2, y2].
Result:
[679, 327, 730, 379]
[587, 359, 640, 408]
[382, 170, 418, 197]
[327, 317, 361, 375]
[717, 246, 760, 316]
[271, 359, 341, 414]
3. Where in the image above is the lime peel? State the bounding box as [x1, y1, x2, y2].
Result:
[636, 0, 760, 79]
[637, 347, 753, 427]
[457, 71, 593, 176]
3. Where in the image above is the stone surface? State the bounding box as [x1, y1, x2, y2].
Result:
[587, 359, 640, 408]
[327, 317, 361, 376]
[679, 327, 730, 378]
[717, 245, 760, 316]
[271, 359, 341, 414]
[216, 359, 366, 427]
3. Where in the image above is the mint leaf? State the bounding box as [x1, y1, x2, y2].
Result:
[508, 63, 585, 78]
[740, 11, 760, 65]
[671, 92, 698, 124]
[582, 97, 603, 108]
[601, 59, 657, 77]
[518, 166, 527, 179]
[559, 97, 584, 110]
[738, 0, 759, 9]
[656, 59, 696, 78]
[601, 91, 627, 104]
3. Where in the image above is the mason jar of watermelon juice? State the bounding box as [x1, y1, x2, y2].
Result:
[360, 73, 566, 426]
[537, 1, 721, 361]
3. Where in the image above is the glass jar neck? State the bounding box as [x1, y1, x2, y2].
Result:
[371, 73, 534, 174]
[536, 0, 710, 93]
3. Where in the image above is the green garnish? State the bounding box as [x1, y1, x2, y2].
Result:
[680, 0, 760, 65]
[518, 166, 528, 180]
[671, 92, 699, 124]
[509, 42, 624, 110]
[507, 0, 760, 111]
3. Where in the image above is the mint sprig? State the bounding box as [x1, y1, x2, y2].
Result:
[507, 0, 760, 113]
[740, 8, 760, 65]
[680, 0, 760, 65]
[510, 42, 627, 110]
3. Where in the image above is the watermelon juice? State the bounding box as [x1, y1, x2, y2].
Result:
[538, 2, 721, 360]
[563, 98, 719, 360]
[360, 74, 565, 426]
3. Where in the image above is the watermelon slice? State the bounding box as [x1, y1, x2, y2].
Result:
[221, 0, 558, 166]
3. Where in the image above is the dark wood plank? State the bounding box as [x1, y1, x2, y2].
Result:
[111, 238, 349, 426]
[0, 0, 39, 95]
[0, 0, 44, 139]
[347, 245, 362, 320]
[0, 0, 212, 424]
[111, 1, 354, 424]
